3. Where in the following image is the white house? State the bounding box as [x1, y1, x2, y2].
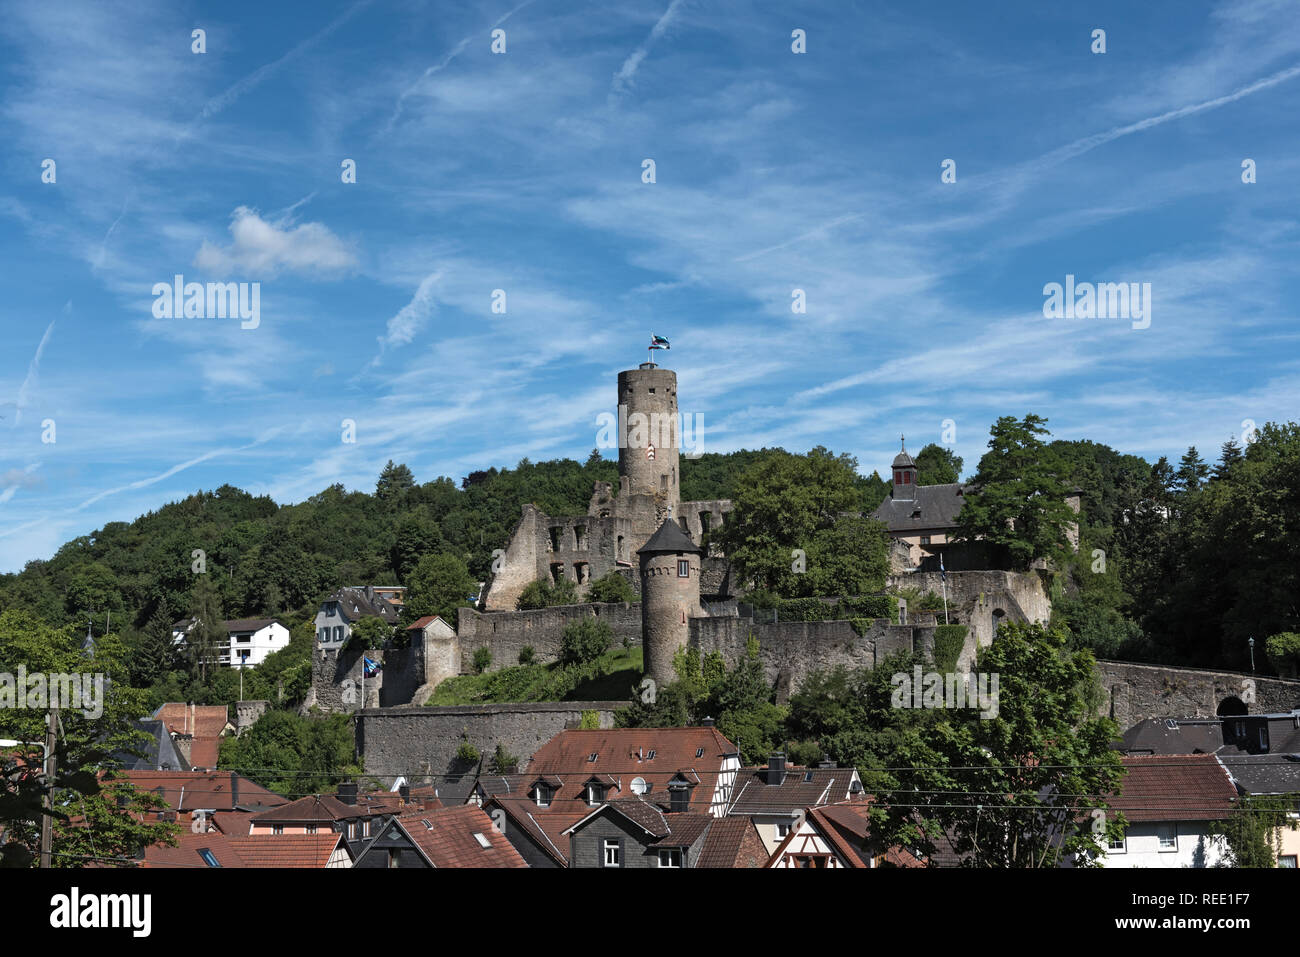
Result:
[221, 618, 291, 668]
[1096, 754, 1237, 868]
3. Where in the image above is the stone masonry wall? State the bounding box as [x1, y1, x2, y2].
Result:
[355, 702, 625, 780]
[456, 602, 642, 673]
[1095, 660, 1300, 729]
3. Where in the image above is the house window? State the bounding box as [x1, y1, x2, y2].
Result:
[306, 825, 317, 835]
[603, 839, 621, 868]
[775, 822, 791, 839]
[348, 823, 356, 839]
[586, 785, 602, 807]
[920, 536, 931, 545]
[535, 784, 552, 808]
[1280, 856, 1297, 868]
[677, 560, 689, 578]
[387, 849, 400, 868]
[793, 855, 827, 868]
[1157, 823, 1177, 850]
[198, 848, 221, 868]
[362, 821, 371, 837]
[1108, 835, 1126, 852]
[1259, 728, 1268, 750]
[658, 848, 682, 868]
[272, 825, 283, 835]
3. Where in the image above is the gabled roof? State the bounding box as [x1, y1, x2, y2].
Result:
[222, 618, 281, 634]
[1218, 753, 1300, 796]
[394, 805, 528, 868]
[250, 794, 358, 824]
[695, 816, 767, 868]
[1108, 755, 1239, 822]
[110, 770, 287, 812]
[522, 727, 739, 815]
[871, 483, 965, 532]
[406, 615, 449, 631]
[1119, 717, 1229, 755]
[482, 796, 588, 866]
[727, 765, 864, 815]
[637, 519, 702, 555]
[323, 587, 401, 624]
[564, 797, 670, 838]
[113, 719, 187, 771]
[144, 832, 350, 868]
[226, 833, 349, 868]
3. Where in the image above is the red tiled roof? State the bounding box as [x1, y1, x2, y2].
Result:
[250, 794, 358, 824]
[1109, 755, 1239, 822]
[696, 817, 767, 868]
[143, 831, 350, 868]
[483, 797, 586, 865]
[188, 738, 221, 770]
[227, 833, 348, 868]
[519, 727, 739, 815]
[110, 770, 287, 812]
[397, 805, 528, 868]
[406, 615, 447, 631]
[141, 832, 246, 869]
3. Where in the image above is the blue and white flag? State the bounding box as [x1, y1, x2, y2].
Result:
[363, 656, 383, 677]
[939, 553, 946, 583]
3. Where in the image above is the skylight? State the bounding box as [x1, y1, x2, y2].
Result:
[473, 832, 491, 848]
[588, 752, 598, 762]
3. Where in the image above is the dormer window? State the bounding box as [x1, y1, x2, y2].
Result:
[668, 784, 692, 813]
[534, 783, 554, 807]
[586, 783, 605, 806]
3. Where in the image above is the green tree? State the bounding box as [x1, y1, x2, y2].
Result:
[957, 415, 1076, 568]
[346, 616, 392, 651]
[220, 711, 359, 797]
[586, 571, 635, 604]
[559, 618, 613, 666]
[873, 622, 1124, 868]
[129, 605, 178, 688]
[402, 554, 477, 626]
[913, 444, 963, 486]
[1208, 794, 1299, 867]
[186, 575, 227, 682]
[488, 743, 519, 774]
[0, 610, 180, 867]
[716, 447, 889, 598]
[376, 460, 416, 503]
[515, 577, 578, 610]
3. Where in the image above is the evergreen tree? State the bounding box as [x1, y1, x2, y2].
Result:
[130, 605, 177, 688]
[1214, 437, 1244, 480]
[1174, 446, 1209, 496]
[957, 415, 1075, 568]
[376, 460, 416, 503]
[913, 443, 963, 486]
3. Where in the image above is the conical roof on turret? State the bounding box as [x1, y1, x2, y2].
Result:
[637, 519, 702, 555]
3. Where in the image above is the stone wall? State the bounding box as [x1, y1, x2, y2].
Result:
[887, 569, 1051, 669]
[456, 602, 642, 673]
[1095, 660, 1300, 729]
[689, 616, 933, 702]
[355, 701, 626, 780]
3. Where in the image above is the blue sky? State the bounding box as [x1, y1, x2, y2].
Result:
[2, 0, 1298, 572]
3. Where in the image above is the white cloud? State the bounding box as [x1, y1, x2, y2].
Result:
[194, 207, 357, 276]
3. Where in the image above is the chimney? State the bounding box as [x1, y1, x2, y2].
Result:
[230, 771, 239, 808]
[818, 759, 836, 769]
[399, 784, 411, 804]
[338, 781, 359, 805]
[700, 716, 715, 727]
[765, 752, 786, 786]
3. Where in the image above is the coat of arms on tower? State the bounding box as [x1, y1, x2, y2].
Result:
[646, 443, 656, 460]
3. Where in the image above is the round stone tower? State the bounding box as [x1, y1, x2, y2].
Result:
[638, 519, 704, 689]
[617, 362, 679, 514]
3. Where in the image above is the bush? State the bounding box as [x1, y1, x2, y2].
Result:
[587, 571, 635, 604]
[518, 645, 535, 666]
[580, 709, 600, 730]
[455, 740, 480, 766]
[560, 618, 613, 666]
[931, 624, 968, 673]
[472, 647, 492, 674]
[516, 577, 579, 610]
[1266, 632, 1300, 676]
[488, 743, 519, 774]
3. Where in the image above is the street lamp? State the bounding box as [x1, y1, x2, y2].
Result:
[1248, 636, 1255, 673]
